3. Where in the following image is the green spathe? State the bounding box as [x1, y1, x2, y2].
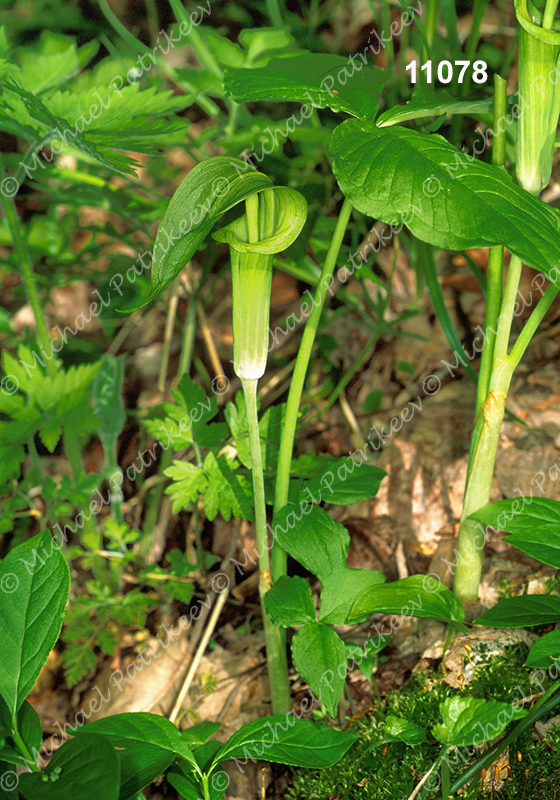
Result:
[213, 187, 306, 380]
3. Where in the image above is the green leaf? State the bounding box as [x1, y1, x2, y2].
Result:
[69, 712, 198, 771]
[525, 631, 560, 668]
[348, 575, 466, 625]
[181, 721, 221, 746]
[122, 156, 273, 310]
[237, 28, 294, 62]
[0, 759, 18, 799]
[272, 505, 384, 624]
[0, 699, 41, 767]
[165, 767, 204, 800]
[377, 83, 495, 126]
[291, 623, 347, 717]
[200, 451, 254, 521]
[382, 715, 427, 745]
[432, 696, 527, 748]
[264, 575, 316, 627]
[224, 53, 389, 119]
[475, 595, 560, 627]
[18, 733, 120, 800]
[329, 120, 560, 283]
[304, 459, 386, 505]
[0, 530, 70, 719]
[213, 715, 358, 768]
[116, 745, 174, 800]
[164, 461, 208, 511]
[469, 498, 560, 569]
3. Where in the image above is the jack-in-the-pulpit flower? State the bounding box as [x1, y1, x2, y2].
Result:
[213, 186, 307, 380]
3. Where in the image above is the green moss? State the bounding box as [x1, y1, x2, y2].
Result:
[285, 647, 560, 799]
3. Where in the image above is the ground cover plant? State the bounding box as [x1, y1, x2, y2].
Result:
[2, 0, 560, 797]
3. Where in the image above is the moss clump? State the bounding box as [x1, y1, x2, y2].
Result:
[284, 647, 560, 799]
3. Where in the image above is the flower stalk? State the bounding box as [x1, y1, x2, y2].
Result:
[214, 186, 307, 714]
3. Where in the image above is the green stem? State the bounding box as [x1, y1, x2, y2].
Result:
[271, 197, 353, 582]
[242, 377, 291, 715]
[11, 728, 39, 772]
[201, 772, 211, 800]
[492, 254, 523, 363]
[507, 282, 559, 371]
[475, 75, 507, 413]
[266, 0, 284, 27]
[543, 0, 560, 30]
[0, 156, 57, 378]
[423, 0, 441, 61]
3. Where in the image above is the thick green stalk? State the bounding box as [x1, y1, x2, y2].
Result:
[0, 157, 57, 378]
[271, 197, 353, 582]
[475, 75, 507, 412]
[453, 388, 507, 602]
[242, 377, 291, 715]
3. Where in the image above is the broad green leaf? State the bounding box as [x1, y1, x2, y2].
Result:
[469, 498, 560, 569]
[469, 497, 560, 530]
[224, 53, 389, 119]
[475, 595, 560, 627]
[265, 575, 316, 627]
[432, 696, 527, 748]
[213, 715, 358, 768]
[123, 157, 273, 310]
[165, 767, 204, 800]
[181, 721, 221, 746]
[69, 712, 198, 771]
[304, 459, 386, 505]
[525, 630, 560, 668]
[18, 733, 119, 800]
[0, 530, 70, 719]
[291, 623, 347, 718]
[382, 715, 427, 745]
[0, 699, 41, 767]
[348, 574, 466, 625]
[330, 120, 560, 283]
[166, 761, 224, 800]
[116, 745, 174, 800]
[272, 505, 384, 624]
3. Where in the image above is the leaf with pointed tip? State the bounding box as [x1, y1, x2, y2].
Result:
[224, 53, 389, 119]
[0, 531, 70, 720]
[330, 119, 560, 283]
